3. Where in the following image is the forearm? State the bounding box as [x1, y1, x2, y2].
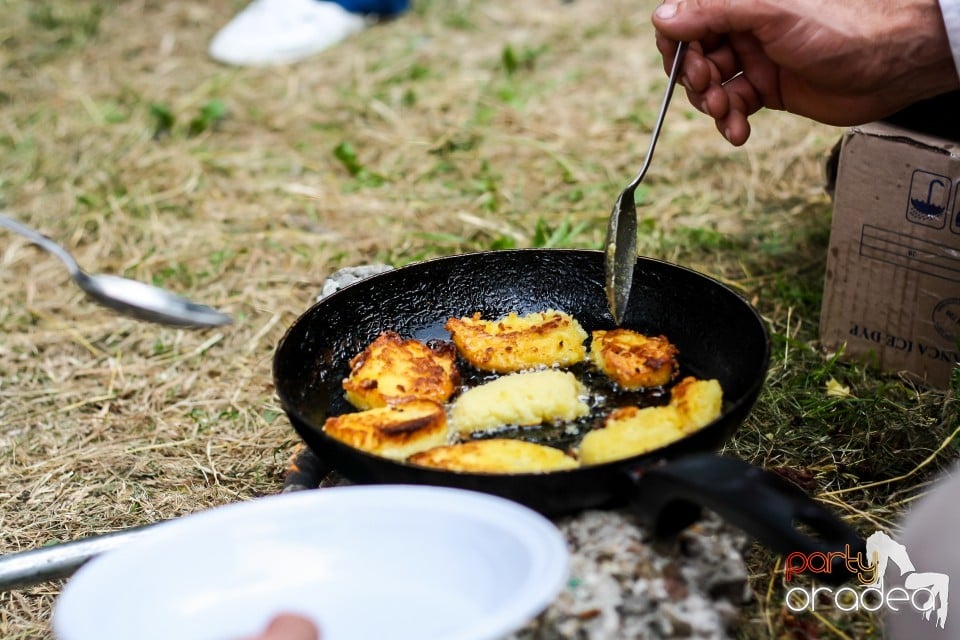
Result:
[877, 0, 960, 104]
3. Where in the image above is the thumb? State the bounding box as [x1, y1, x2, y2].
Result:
[653, 0, 770, 42]
[256, 613, 320, 640]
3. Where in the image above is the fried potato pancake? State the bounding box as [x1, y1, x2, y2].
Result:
[444, 310, 588, 373]
[578, 405, 684, 465]
[323, 399, 449, 461]
[342, 331, 460, 410]
[578, 376, 723, 465]
[409, 439, 578, 473]
[588, 328, 679, 389]
[670, 377, 723, 432]
[448, 369, 590, 434]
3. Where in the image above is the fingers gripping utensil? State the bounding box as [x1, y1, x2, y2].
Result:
[605, 42, 688, 325]
[0, 213, 232, 328]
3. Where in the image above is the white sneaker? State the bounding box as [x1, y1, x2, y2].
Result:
[209, 0, 368, 67]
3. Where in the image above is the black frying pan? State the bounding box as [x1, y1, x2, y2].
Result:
[273, 249, 862, 581]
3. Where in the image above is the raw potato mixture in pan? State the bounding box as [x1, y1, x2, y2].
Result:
[324, 310, 723, 472]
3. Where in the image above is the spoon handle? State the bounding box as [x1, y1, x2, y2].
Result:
[0, 212, 82, 276]
[625, 41, 688, 192]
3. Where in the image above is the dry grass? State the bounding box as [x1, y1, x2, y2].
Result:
[1, 1, 957, 638]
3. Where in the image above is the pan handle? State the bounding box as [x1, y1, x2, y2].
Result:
[628, 453, 864, 584]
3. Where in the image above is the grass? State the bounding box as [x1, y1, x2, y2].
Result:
[1, 1, 958, 638]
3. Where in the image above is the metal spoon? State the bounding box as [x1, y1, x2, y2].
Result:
[604, 42, 688, 325]
[0, 213, 232, 328]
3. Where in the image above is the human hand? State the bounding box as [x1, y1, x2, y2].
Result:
[236, 613, 320, 640]
[652, 0, 960, 145]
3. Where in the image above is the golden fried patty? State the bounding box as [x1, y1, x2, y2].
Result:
[322, 398, 449, 461]
[409, 439, 578, 473]
[588, 328, 679, 389]
[669, 377, 723, 433]
[578, 405, 684, 465]
[444, 310, 588, 373]
[448, 369, 590, 434]
[342, 331, 460, 410]
[578, 376, 723, 465]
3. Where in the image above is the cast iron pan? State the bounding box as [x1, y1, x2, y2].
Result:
[274, 249, 862, 581]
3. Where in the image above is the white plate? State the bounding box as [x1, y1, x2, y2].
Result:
[53, 485, 568, 640]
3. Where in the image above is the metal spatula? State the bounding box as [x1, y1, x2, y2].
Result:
[604, 42, 688, 325]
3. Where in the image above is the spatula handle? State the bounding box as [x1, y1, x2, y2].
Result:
[0, 523, 159, 591]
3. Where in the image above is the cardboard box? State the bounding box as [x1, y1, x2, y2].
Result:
[820, 95, 960, 389]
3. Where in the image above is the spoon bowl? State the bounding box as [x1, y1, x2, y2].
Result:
[604, 42, 688, 325]
[0, 213, 232, 328]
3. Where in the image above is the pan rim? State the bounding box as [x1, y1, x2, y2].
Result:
[273, 248, 772, 479]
